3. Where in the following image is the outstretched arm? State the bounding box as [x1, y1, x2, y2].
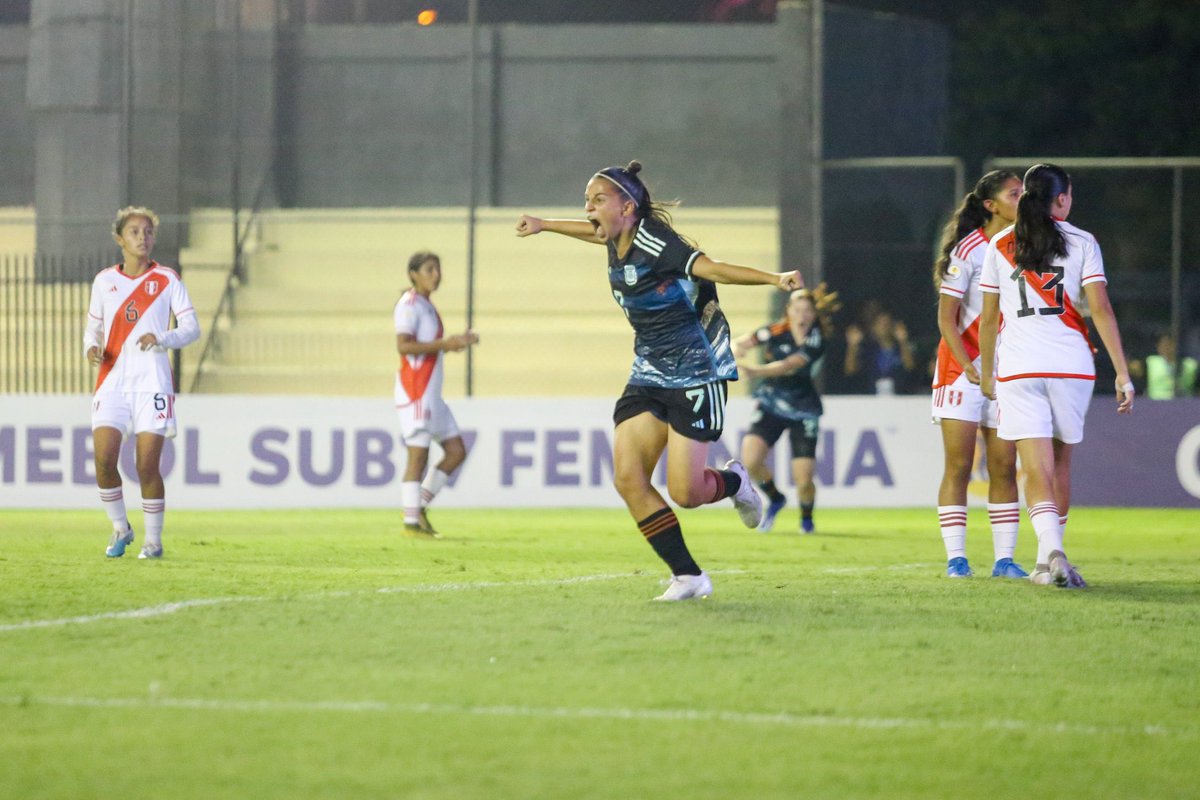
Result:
[731, 331, 759, 359]
[1084, 282, 1134, 413]
[690, 255, 802, 290]
[515, 215, 603, 245]
[739, 352, 810, 379]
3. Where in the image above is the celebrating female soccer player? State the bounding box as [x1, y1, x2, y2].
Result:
[394, 251, 478, 538]
[931, 170, 1027, 579]
[516, 160, 802, 601]
[979, 164, 1134, 588]
[85, 206, 200, 559]
[732, 287, 833, 535]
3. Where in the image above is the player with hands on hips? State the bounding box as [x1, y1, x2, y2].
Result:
[85, 206, 200, 560]
[394, 251, 478, 538]
[517, 160, 802, 601]
[930, 170, 1026, 580]
[979, 164, 1134, 589]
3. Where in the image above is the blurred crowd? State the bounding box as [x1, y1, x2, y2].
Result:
[817, 300, 1196, 400]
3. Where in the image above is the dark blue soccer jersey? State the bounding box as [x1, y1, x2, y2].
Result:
[751, 322, 825, 420]
[606, 218, 738, 389]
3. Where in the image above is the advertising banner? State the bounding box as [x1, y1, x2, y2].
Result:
[1, 395, 1195, 509]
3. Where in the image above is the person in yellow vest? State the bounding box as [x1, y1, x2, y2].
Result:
[1144, 333, 1197, 399]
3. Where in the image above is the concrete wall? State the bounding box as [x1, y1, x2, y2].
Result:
[279, 12, 946, 207]
[6, 7, 947, 215]
[0, 26, 33, 207]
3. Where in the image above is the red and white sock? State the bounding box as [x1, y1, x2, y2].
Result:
[142, 498, 165, 547]
[420, 469, 450, 508]
[988, 502, 1021, 562]
[99, 486, 129, 532]
[401, 481, 421, 525]
[1029, 501, 1062, 563]
[938, 505, 968, 559]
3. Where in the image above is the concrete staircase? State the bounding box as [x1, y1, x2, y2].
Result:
[174, 206, 781, 397]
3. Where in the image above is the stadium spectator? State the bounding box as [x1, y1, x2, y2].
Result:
[85, 206, 201, 560]
[1131, 333, 1197, 399]
[515, 160, 802, 601]
[732, 285, 837, 534]
[394, 251, 478, 538]
[930, 170, 1026, 579]
[979, 164, 1134, 589]
[842, 307, 916, 394]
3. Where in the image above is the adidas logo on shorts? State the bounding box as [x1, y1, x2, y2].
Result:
[691, 419, 705, 429]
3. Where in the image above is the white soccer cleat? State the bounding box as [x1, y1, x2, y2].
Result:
[138, 542, 163, 560]
[1048, 550, 1087, 589]
[724, 459, 762, 528]
[654, 571, 713, 601]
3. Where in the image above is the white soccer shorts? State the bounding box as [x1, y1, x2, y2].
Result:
[996, 376, 1094, 444]
[395, 396, 459, 449]
[931, 372, 999, 428]
[91, 391, 178, 440]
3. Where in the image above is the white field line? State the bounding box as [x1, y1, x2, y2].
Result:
[0, 570, 746, 633]
[0, 693, 1183, 739]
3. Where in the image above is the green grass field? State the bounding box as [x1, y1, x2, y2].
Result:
[1, 506, 1198, 799]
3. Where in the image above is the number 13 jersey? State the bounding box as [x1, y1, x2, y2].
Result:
[980, 219, 1104, 381]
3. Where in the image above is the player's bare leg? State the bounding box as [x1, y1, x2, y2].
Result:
[614, 414, 709, 600]
[135, 432, 166, 558]
[402, 446, 439, 538]
[742, 434, 785, 532]
[792, 456, 817, 533]
[418, 435, 468, 536]
[95, 426, 134, 557]
[666, 429, 761, 527]
[937, 418, 977, 577]
[982, 426, 1025, 577]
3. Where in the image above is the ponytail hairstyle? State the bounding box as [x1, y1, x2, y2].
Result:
[932, 169, 1019, 288]
[592, 160, 683, 233]
[1014, 163, 1071, 272]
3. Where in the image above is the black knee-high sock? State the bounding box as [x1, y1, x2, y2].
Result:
[703, 467, 741, 503]
[801, 502, 814, 522]
[759, 479, 786, 503]
[637, 508, 701, 576]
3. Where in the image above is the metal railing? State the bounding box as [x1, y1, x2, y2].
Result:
[0, 253, 104, 393]
[188, 168, 273, 393]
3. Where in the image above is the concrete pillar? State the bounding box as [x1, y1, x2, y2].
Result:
[777, 0, 823, 288]
[27, 0, 183, 270]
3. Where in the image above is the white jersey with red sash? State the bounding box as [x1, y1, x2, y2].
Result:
[83, 262, 197, 394]
[393, 289, 445, 413]
[933, 227, 989, 389]
[980, 220, 1103, 381]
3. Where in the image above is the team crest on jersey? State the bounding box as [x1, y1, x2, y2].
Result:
[947, 265, 961, 278]
[144, 280, 160, 296]
[623, 264, 638, 286]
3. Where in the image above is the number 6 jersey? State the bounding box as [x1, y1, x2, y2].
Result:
[980, 220, 1104, 381]
[83, 262, 200, 394]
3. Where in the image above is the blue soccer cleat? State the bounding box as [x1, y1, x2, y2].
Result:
[757, 496, 786, 533]
[945, 556, 973, 578]
[991, 557, 1029, 579]
[800, 517, 815, 535]
[105, 525, 134, 558]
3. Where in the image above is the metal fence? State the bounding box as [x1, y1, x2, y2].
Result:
[0, 253, 101, 393]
